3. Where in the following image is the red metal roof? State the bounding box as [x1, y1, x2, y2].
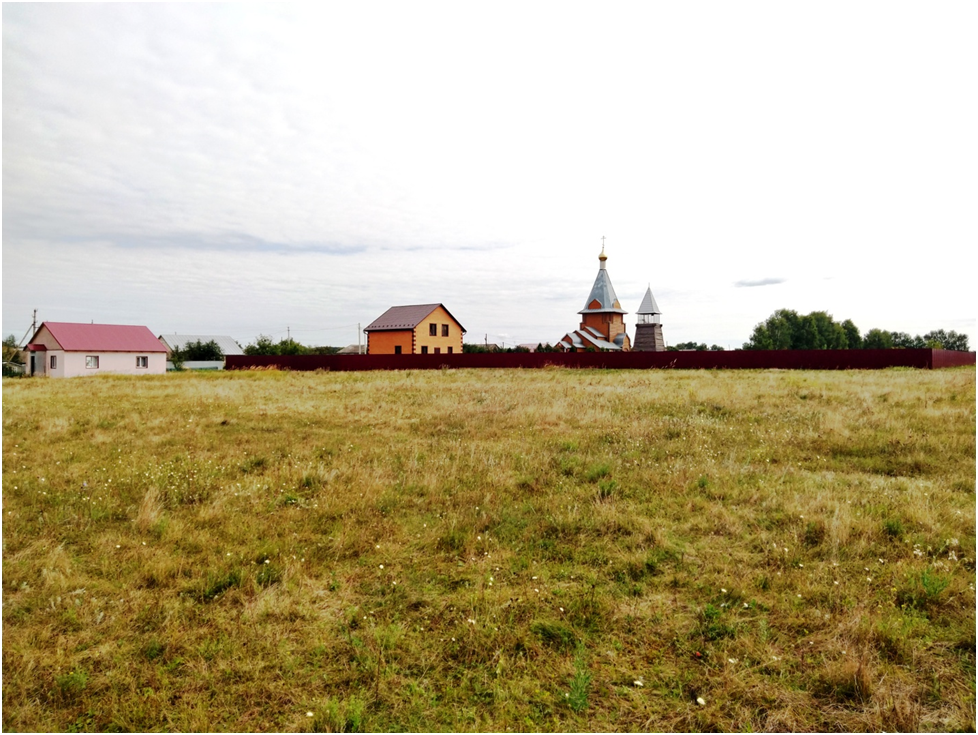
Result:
[33, 322, 167, 352]
[364, 304, 466, 333]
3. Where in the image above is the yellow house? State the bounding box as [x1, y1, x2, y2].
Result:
[364, 304, 466, 355]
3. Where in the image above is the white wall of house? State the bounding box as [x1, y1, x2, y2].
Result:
[45, 350, 66, 378]
[61, 351, 166, 378]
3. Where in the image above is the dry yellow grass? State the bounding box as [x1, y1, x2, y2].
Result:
[2, 367, 975, 731]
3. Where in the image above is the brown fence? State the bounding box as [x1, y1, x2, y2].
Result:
[226, 349, 975, 372]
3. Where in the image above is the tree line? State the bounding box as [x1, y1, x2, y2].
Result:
[243, 335, 341, 356]
[743, 310, 969, 351]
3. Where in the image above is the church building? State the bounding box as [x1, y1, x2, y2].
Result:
[556, 246, 631, 351]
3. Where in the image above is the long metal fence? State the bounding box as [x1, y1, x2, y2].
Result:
[226, 348, 975, 372]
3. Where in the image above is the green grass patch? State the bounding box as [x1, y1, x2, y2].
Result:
[2, 367, 974, 732]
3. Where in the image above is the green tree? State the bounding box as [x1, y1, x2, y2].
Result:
[796, 315, 823, 350]
[841, 319, 862, 349]
[923, 329, 969, 351]
[276, 338, 308, 355]
[175, 339, 224, 361]
[307, 346, 342, 355]
[244, 335, 279, 356]
[3, 334, 23, 364]
[743, 323, 772, 350]
[744, 310, 925, 350]
[743, 309, 801, 350]
[668, 342, 708, 351]
[890, 331, 925, 349]
[863, 329, 893, 349]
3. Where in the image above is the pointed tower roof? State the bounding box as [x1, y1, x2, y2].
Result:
[578, 245, 627, 315]
[636, 285, 661, 315]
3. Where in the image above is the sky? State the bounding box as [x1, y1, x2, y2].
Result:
[3, 2, 975, 350]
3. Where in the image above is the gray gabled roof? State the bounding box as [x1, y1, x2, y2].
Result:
[557, 329, 624, 351]
[579, 255, 626, 315]
[158, 334, 244, 355]
[364, 303, 466, 333]
[636, 286, 661, 315]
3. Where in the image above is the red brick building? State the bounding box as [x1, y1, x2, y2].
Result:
[556, 247, 631, 351]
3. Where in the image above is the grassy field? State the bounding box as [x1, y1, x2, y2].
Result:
[2, 367, 975, 732]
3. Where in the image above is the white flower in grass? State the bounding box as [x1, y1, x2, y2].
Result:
[696, 696, 706, 706]
[633, 680, 644, 687]
[306, 712, 314, 717]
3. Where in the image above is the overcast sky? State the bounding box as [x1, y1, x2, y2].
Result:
[3, 3, 975, 349]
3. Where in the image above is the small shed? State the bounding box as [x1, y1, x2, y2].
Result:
[25, 322, 167, 377]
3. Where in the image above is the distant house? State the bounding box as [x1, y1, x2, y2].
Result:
[25, 322, 167, 377]
[158, 334, 244, 370]
[364, 304, 466, 355]
[337, 344, 367, 355]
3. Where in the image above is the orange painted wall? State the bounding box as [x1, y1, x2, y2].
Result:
[367, 330, 413, 355]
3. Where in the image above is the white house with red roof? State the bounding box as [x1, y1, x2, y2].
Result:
[25, 322, 168, 377]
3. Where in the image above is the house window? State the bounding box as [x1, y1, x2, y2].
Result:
[429, 323, 437, 336]
[421, 346, 429, 354]
[136, 356, 149, 368]
[50, 355, 57, 370]
[86, 355, 99, 369]
[441, 324, 449, 337]
[394, 345, 402, 355]
[434, 347, 441, 354]
[447, 346, 453, 354]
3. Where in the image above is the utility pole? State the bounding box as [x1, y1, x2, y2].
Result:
[357, 323, 361, 354]
[19, 309, 37, 347]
